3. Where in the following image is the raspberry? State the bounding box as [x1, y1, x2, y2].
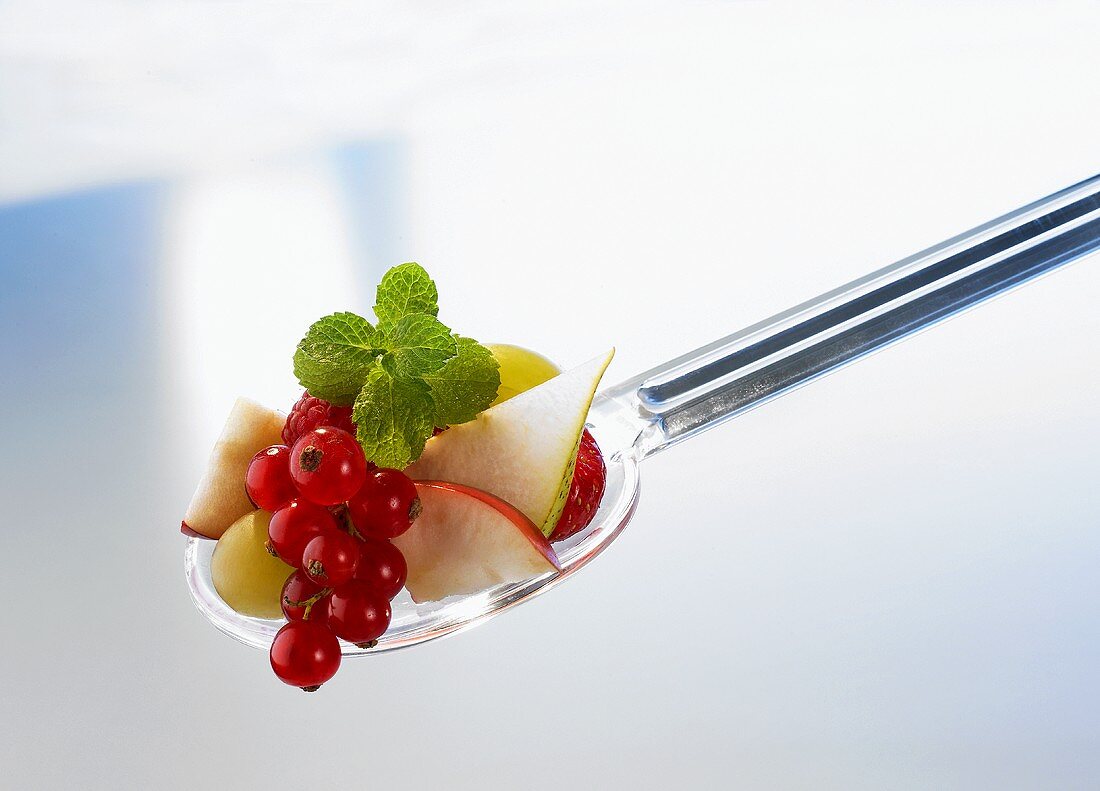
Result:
[549, 429, 606, 542]
[283, 392, 356, 447]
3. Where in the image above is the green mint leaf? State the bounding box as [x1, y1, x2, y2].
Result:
[293, 312, 385, 406]
[422, 336, 501, 427]
[352, 365, 437, 468]
[377, 352, 400, 378]
[384, 313, 458, 379]
[374, 262, 439, 331]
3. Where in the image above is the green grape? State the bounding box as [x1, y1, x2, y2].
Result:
[212, 510, 294, 619]
[486, 344, 560, 406]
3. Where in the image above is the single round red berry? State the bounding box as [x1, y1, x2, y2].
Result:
[290, 427, 368, 506]
[283, 391, 356, 447]
[267, 499, 338, 567]
[245, 445, 298, 511]
[354, 538, 407, 600]
[302, 532, 360, 587]
[325, 581, 391, 646]
[269, 620, 341, 691]
[280, 570, 331, 624]
[346, 468, 422, 539]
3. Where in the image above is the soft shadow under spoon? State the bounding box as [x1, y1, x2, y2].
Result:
[187, 173, 1100, 654]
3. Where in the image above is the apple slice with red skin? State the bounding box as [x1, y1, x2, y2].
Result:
[182, 397, 286, 539]
[391, 481, 561, 603]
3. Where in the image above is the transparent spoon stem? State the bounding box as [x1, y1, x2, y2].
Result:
[593, 174, 1100, 460]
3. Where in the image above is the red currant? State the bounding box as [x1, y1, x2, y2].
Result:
[269, 620, 341, 691]
[289, 427, 368, 506]
[245, 445, 298, 511]
[280, 570, 331, 624]
[302, 532, 360, 587]
[354, 538, 407, 600]
[267, 500, 338, 567]
[346, 468, 422, 539]
[325, 581, 391, 647]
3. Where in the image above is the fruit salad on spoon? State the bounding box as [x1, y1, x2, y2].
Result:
[182, 263, 613, 691]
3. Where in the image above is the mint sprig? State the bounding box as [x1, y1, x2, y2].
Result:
[385, 313, 457, 379]
[293, 312, 385, 406]
[374, 262, 440, 331]
[423, 336, 501, 427]
[293, 263, 500, 467]
[352, 366, 437, 469]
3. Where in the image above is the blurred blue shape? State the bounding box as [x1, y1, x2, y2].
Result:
[327, 139, 408, 288]
[0, 182, 165, 407]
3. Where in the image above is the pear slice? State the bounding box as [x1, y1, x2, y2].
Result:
[405, 349, 614, 536]
[393, 481, 560, 602]
[183, 397, 286, 539]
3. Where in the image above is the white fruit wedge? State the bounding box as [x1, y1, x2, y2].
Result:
[405, 349, 614, 536]
[393, 481, 561, 603]
[183, 397, 286, 539]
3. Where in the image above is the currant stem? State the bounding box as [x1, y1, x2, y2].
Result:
[334, 503, 365, 541]
[283, 587, 333, 619]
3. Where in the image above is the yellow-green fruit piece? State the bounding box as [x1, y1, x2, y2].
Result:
[486, 343, 561, 406]
[211, 510, 293, 619]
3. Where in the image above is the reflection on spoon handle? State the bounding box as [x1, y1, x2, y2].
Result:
[594, 174, 1100, 460]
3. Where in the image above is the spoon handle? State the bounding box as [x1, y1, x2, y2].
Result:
[593, 174, 1100, 460]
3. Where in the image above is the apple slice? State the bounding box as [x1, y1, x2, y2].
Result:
[405, 349, 614, 536]
[392, 481, 561, 603]
[183, 397, 286, 539]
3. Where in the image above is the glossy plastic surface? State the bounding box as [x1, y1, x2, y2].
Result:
[597, 174, 1100, 459]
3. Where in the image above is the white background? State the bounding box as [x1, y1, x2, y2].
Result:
[1, 2, 1099, 789]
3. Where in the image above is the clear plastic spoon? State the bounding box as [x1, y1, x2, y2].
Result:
[186, 174, 1100, 654]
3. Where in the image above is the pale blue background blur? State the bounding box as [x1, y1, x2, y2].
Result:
[2, 3, 1099, 789]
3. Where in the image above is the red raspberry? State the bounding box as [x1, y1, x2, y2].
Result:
[549, 429, 606, 542]
[283, 392, 356, 447]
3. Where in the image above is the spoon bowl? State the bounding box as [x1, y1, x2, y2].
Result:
[185, 415, 641, 655]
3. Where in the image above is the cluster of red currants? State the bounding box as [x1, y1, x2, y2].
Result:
[245, 426, 421, 691]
